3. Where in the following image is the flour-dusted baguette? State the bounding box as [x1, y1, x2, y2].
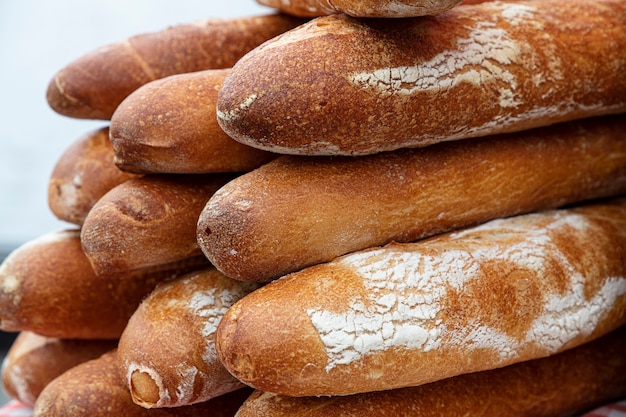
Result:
[47, 14, 307, 120]
[215, 198, 626, 396]
[48, 127, 139, 225]
[256, 0, 466, 17]
[236, 326, 626, 417]
[217, 0, 626, 156]
[81, 174, 232, 276]
[1, 332, 117, 406]
[0, 229, 206, 339]
[118, 268, 260, 408]
[110, 69, 276, 174]
[198, 115, 626, 282]
[32, 351, 253, 417]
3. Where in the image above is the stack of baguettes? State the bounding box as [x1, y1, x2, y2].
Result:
[1, 0, 626, 415]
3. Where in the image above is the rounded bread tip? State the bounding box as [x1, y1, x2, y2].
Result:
[215, 305, 241, 370]
[129, 369, 160, 408]
[45, 73, 99, 120]
[46, 76, 66, 112]
[215, 305, 261, 387]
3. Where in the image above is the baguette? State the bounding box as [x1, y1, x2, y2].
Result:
[110, 69, 277, 174]
[0, 229, 206, 339]
[118, 268, 260, 408]
[217, 0, 626, 156]
[47, 14, 306, 120]
[198, 115, 626, 282]
[81, 174, 232, 276]
[48, 126, 139, 225]
[255, 0, 465, 17]
[236, 326, 626, 417]
[1, 331, 117, 406]
[215, 198, 626, 396]
[32, 350, 253, 417]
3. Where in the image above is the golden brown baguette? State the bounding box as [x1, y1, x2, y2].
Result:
[215, 198, 626, 396]
[217, 0, 626, 156]
[118, 268, 260, 408]
[1, 331, 117, 406]
[236, 326, 626, 417]
[198, 115, 626, 282]
[48, 126, 139, 225]
[0, 229, 207, 339]
[32, 350, 253, 417]
[47, 14, 306, 120]
[256, 0, 465, 17]
[110, 69, 276, 174]
[81, 174, 232, 276]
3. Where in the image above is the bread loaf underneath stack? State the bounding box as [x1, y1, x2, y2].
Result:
[32, 351, 253, 417]
[81, 174, 231, 276]
[0, 229, 205, 339]
[48, 126, 139, 225]
[215, 198, 626, 396]
[118, 268, 260, 408]
[236, 326, 626, 417]
[46, 14, 306, 120]
[198, 115, 626, 283]
[217, 0, 626, 156]
[1, 332, 117, 406]
[110, 69, 276, 174]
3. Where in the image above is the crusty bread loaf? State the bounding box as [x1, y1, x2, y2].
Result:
[47, 14, 306, 120]
[110, 69, 276, 174]
[81, 174, 232, 276]
[236, 326, 626, 417]
[32, 350, 253, 417]
[0, 229, 206, 339]
[215, 198, 626, 396]
[256, 0, 465, 17]
[48, 126, 139, 225]
[217, 0, 626, 156]
[198, 115, 626, 282]
[118, 268, 260, 408]
[1, 331, 117, 406]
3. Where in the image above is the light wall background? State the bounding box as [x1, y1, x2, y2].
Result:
[0, 0, 271, 252]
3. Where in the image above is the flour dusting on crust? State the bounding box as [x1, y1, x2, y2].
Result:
[173, 276, 258, 403]
[125, 273, 258, 406]
[307, 209, 626, 371]
[349, 3, 543, 109]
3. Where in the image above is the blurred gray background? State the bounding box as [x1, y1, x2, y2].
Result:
[0, 0, 270, 405]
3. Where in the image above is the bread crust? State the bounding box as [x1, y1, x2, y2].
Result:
[110, 69, 276, 174]
[1, 332, 116, 406]
[118, 268, 259, 408]
[217, 0, 626, 155]
[32, 351, 253, 417]
[256, 0, 464, 17]
[0, 230, 204, 339]
[46, 14, 307, 120]
[48, 127, 139, 225]
[236, 326, 626, 417]
[198, 115, 626, 282]
[81, 174, 232, 276]
[215, 199, 626, 396]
